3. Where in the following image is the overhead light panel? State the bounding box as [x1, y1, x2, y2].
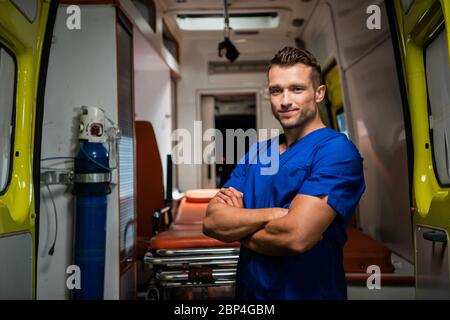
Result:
[176, 12, 279, 31]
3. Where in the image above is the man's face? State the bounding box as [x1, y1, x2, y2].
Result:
[268, 64, 325, 130]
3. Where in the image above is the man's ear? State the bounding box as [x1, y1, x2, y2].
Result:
[315, 85, 326, 103]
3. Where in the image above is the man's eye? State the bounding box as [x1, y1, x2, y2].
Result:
[270, 88, 281, 95]
[292, 87, 304, 93]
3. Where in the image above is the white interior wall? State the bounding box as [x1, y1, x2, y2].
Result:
[134, 30, 172, 190]
[38, 5, 119, 299]
[345, 39, 412, 260]
[177, 38, 291, 191]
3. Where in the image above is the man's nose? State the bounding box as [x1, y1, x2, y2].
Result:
[281, 90, 293, 107]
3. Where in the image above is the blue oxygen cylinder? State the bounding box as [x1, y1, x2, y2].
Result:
[73, 107, 111, 300]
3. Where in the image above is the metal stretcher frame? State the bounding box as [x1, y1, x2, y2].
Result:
[157, 269, 237, 285]
[154, 247, 240, 256]
[145, 189, 240, 299]
[145, 251, 239, 266]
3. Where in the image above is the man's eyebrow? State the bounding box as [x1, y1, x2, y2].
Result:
[289, 84, 307, 89]
[269, 82, 308, 88]
[289, 82, 308, 87]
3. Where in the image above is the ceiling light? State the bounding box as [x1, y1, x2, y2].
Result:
[176, 12, 279, 31]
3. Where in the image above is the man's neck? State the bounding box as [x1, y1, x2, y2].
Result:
[282, 119, 326, 148]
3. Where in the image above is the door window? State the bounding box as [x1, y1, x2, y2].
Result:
[0, 47, 16, 193]
[425, 28, 450, 185]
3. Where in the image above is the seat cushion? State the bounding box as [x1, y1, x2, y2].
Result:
[344, 227, 394, 273]
[149, 229, 240, 249]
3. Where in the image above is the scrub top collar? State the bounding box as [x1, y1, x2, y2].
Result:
[278, 126, 329, 155]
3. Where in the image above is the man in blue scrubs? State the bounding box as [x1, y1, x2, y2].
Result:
[203, 47, 365, 300]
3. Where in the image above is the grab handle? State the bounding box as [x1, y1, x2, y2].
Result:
[423, 230, 448, 243]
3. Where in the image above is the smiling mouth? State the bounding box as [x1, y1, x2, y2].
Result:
[279, 109, 299, 115]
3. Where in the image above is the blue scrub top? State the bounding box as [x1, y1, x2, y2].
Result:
[223, 127, 366, 300]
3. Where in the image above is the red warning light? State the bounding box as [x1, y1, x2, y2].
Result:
[90, 124, 102, 136]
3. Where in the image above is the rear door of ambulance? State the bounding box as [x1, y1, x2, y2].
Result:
[391, 0, 450, 298]
[0, 0, 58, 299]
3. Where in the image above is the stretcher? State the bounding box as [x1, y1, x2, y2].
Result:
[144, 189, 240, 299]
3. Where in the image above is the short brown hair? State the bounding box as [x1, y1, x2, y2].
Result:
[268, 47, 322, 88]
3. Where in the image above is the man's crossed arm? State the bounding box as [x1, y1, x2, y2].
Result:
[203, 188, 337, 256]
[202, 187, 288, 243]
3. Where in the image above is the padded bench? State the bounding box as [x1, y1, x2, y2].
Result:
[344, 226, 395, 274]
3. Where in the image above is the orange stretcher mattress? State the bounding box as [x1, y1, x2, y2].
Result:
[173, 189, 219, 225]
[173, 198, 209, 226]
[169, 190, 215, 231]
[150, 228, 240, 249]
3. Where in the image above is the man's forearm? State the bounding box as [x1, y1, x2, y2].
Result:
[203, 202, 286, 243]
[240, 229, 295, 256]
[240, 218, 300, 256]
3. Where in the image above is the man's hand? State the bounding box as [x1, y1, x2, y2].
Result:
[214, 187, 244, 208]
[204, 188, 288, 243]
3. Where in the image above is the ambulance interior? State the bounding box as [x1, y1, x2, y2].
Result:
[37, 0, 420, 300]
[2, 0, 450, 300]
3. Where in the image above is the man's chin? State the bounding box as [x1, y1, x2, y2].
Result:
[280, 121, 302, 130]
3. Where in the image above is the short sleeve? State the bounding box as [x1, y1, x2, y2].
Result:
[222, 162, 246, 192]
[222, 141, 260, 192]
[299, 136, 366, 225]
